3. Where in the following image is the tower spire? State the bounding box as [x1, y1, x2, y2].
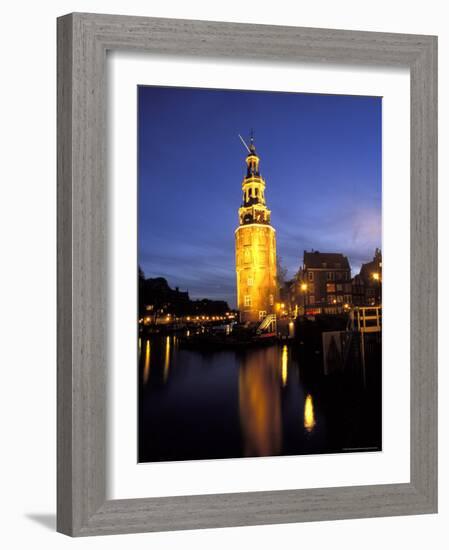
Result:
[235, 134, 278, 322]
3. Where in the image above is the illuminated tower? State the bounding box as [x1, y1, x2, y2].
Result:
[235, 136, 277, 323]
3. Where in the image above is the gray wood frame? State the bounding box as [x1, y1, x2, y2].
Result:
[57, 12, 438, 537]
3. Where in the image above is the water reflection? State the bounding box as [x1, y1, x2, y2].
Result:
[281, 344, 288, 387]
[138, 333, 381, 462]
[239, 348, 282, 457]
[143, 340, 151, 384]
[304, 394, 316, 433]
[164, 336, 170, 382]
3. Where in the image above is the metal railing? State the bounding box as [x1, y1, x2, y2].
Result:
[350, 306, 382, 333]
[257, 313, 277, 333]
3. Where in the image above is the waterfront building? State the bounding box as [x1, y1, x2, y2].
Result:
[138, 274, 230, 324]
[295, 251, 352, 314]
[351, 273, 366, 306]
[357, 248, 382, 305]
[235, 137, 277, 323]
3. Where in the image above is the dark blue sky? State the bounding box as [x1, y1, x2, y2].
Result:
[138, 86, 381, 308]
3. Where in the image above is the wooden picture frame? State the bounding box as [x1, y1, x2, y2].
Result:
[57, 12, 438, 536]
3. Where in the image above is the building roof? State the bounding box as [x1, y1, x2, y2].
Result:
[303, 251, 350, 270]
[359, 249, 382, 282]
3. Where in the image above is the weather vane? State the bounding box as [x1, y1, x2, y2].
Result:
[238, 133, 251, 153]
[238, 130, 256, 153]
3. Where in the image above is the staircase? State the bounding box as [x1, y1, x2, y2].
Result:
[257, 314, 277, 333]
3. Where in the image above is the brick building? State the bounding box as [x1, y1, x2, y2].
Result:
[357, 248, 382, 305]
[294, 251, 352, 314]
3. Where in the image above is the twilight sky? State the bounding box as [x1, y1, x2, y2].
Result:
[138, 86, 382, 308]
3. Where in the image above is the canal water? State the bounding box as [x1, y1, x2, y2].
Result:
[138, 333, 381, 463]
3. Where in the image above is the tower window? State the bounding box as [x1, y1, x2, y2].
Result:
[247, 277, 254, 287]
[244, 295, 251, 307]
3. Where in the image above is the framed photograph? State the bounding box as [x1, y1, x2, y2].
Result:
[57, 13, 437, 536]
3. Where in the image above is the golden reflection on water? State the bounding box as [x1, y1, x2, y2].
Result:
[143, 340, 151, 384]
[304, 394, 316, 433]
[281, 345, 288, 387]
[239, 348, 282, 456]
[138, 337, 142, 360]
[163, 336, 171, 382]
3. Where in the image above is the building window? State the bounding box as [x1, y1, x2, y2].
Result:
[327, 272, 335, 281]
[336, 295, 343, 303]
[269, 294, 274, 306]
[326, 283, 336, 293]
[328, 294, 336, 304]
[247, 277, 254, 286]
[244, 295, 251, 307]
[309, 295, 315, 304]
[259, 310, 266, 320]
[336, 284, 343, 292]
[344, 295, 352, 304]
[307, 271, 314, 282]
